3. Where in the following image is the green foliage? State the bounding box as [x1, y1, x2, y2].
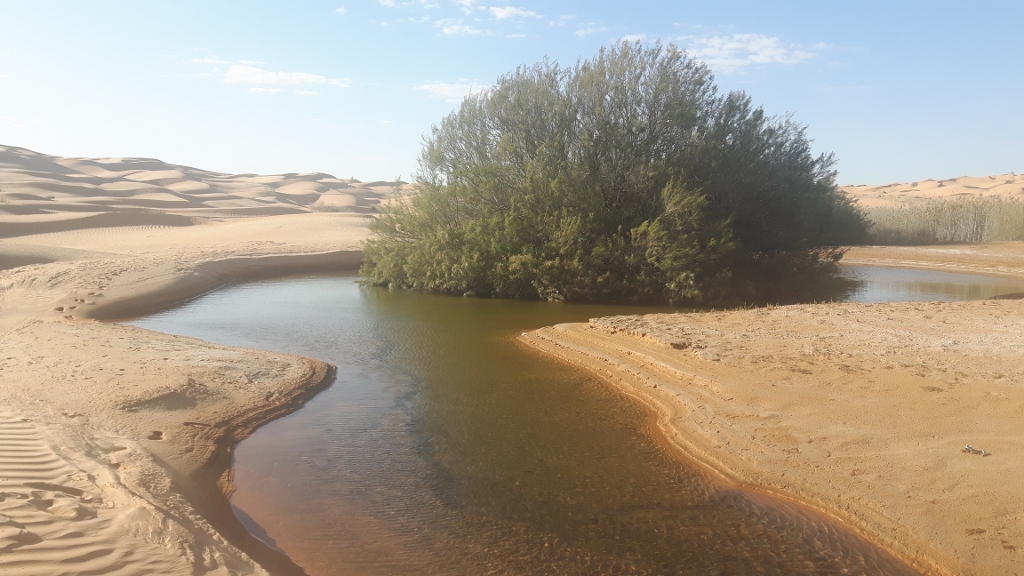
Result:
[362, 42, 866, 305]
[866, 197, 1024, 244]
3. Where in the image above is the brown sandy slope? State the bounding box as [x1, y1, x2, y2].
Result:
[0, 145, 377, 575]
[842, 173, 1024, 208]
[523, 242, 1024, 576]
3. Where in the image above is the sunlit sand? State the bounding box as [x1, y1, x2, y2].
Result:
[2, 144, 1022, 574]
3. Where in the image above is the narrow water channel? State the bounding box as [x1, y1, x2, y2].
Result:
[840, 264, 1024, 302]
[127, 264, 1024, 575]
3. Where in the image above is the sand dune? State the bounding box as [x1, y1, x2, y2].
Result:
[0, 211, 195, 238]
[843, 173, 1024, 207]
[0, 144, 379, 575]
[0, 145, 407, 235]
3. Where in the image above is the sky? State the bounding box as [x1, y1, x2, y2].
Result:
[1, 1, 1021, 185]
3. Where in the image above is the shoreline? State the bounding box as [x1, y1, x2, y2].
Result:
[518, 328, 947, 575]
[521, 246, 1024, 575]
[99, 252, 358, 576]
[843, 243, 1024, 282]
[0, 213, 372, 574]
[86, 250, 364, 321]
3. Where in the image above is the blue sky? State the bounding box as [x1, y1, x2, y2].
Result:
[1, 1, 1021, 185]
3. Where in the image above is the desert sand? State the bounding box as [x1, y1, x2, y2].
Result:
[522, 247, 1024, 576]
[842, 173, 1024, 208]
[0, 145, 391, 574]
[3, 142, 1023, 575]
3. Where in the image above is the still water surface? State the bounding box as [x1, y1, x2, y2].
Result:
[127, 264, 1021, 575]
[841, 264, 1024, 302]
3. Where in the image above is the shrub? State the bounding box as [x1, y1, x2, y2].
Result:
[362, 42, 867, 305]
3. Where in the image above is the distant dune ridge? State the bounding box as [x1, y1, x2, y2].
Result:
[0, 144, 405, 238]
[842, 173, 1024, 208]
[4, 144, 1021, 225]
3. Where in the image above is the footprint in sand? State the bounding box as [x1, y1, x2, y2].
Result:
[27, 491, 97, 521]
[100, 446, 130, 469]
[0, 513, 44, 551]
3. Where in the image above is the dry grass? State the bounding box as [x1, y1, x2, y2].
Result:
[865, 197, 1024, 244]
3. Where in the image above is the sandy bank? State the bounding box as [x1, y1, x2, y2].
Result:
[844, 243, 1024, 282]
[523, 242, 1024, 576]
[1, 181, 372, 573]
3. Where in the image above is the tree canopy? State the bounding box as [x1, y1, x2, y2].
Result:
[362, 42, 867, 305]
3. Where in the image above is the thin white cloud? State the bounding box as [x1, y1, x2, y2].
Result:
[219, 63, 351, 88]
[367, 0, 543, 33]
[507, 32, 527, 39]
[414, 79, 489, 102]
[487, 6, 541, 20]
[620, 33, 647, 43]
[335, 5, 347, 14]
[574, 25, 607, 37]
[453, 0, 479, 14]
[434, 18, 487, 35]
[683, 34, 817, 73]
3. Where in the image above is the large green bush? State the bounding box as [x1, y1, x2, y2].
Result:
[362, 42, 867, 305]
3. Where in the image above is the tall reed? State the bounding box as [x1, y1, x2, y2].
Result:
[865, 196, 1024, 244]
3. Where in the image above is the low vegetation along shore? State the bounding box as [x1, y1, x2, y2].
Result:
[2, 143, 1023, 575]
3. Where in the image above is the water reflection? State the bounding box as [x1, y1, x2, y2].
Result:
[131, 275, 917, 575]
[840, 265, 1024, 303]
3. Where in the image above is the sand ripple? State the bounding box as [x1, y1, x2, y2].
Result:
[0, 412, 217, 575]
